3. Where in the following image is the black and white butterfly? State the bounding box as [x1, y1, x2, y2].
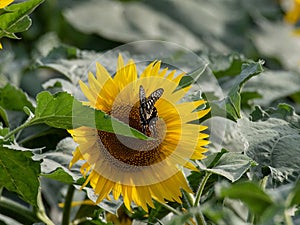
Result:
[139, 85, 164, 136]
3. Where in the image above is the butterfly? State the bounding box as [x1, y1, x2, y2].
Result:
[139, 85, 164, 136]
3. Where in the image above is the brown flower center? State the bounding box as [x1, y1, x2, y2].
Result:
[98, 102, 166, 166]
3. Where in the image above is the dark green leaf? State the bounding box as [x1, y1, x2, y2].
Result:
[290, 181, 300, 206]
[30, 91, 149, 140]
[41, 168, 74, 184]
[210, 60, 264, 121]
[0, 0, 44, 39]
[0, 145, 40, 207]
[219, 181, 273, 216]
[250, 104, 300, 126]
[0, 106, 9, 127]
[209, 52, 248, 78]
[226, 60, 264, 120]
[0, 83, 34, 111]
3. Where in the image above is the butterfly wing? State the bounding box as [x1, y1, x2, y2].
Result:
[139, 85, 164, 135]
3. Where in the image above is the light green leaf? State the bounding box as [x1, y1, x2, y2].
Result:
[239, 107, 300, 184]
[35, 45, 99, 85]
[38, 137, 80, 183]
[198, 151, 255, 182]
[250, 104, 300, 126]
[244, 71, 300, 107]
[84, 187, 123, 215]
[0, 145, 40, 207]
[175, 64, 208, 90]
[30, 91, 149, 140]
[0, 0, 44, 39]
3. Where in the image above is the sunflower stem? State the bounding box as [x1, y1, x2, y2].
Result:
[284, 209, 294, 225]
[194, 172, 211, 207]
[34, 189, 55, 225]
[159, 202, 182, 215]
[3, 119, 32, 140]
[62, 184, 75, 225]
[183, 190, 195, 207]
[0, 197, 42, 224]
[194, 172, 211, 225]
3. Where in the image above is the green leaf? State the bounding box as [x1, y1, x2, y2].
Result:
[30, 91, 149, 140]
[38, 137, 80, 183]
[219, 181, 273, 216]
[198, 151, 255, 182]
[0, 83, 34, 112]
[0, 106, 9, 127]
[210, 60, 264, 121]
[290, 181, 300, 206]
[63, 0, 256, 52]
[240, 112, 300, 184]
[175, 64, 208, 90]
[35, 45, 99, 84]
[209, 52, 248, 78]
[84, 187, 123, 215]
[226, 60, 264, 120]
[0, 145, 40, 207]
[244, 71, 300, 107]
[41, 168, 74, 184]
[0, 0, 44, 39]
[250, 104, 300, 125]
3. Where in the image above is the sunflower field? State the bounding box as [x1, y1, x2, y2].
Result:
[1, 0, 300, 225]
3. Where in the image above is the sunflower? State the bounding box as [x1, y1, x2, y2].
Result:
[69, 54, 210, 212]
[285, 0, 300, 24]
[0, 0, 14, 49]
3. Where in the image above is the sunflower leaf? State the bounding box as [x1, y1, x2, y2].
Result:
[35, 45, 100, 84]
[239, 105, 300, 185]
[38, 137, 81, 183]
[0, 145, 40, 207]
[0, 84, 35, 129]
[0, 0, 44, 40]
[209, 52, 249, 78]
[30, 91, 149, 140]
[197, 151, 255, 182]
[217, 181, 274, 217]
[210, 60, 264, 121]
[176, 63, 208, 90]
[0, 83, 34, 112]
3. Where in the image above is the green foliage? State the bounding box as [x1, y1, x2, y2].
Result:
[1, 0, 300, 225]
[0, 145, 40, 207]
[0, 0, 44, 40]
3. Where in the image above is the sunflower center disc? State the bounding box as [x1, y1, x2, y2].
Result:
[98, 103, 166, 166]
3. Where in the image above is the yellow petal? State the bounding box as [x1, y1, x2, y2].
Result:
[0, 0, 13, 8]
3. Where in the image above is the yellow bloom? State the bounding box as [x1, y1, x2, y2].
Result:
[0, 0, 14, 49]
[0, 0, 13, 9]
[284, 0, 300, 24]
[69, 54, 210, 212]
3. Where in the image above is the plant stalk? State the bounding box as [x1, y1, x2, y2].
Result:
[0, 197, 41, 225]
[3, 120, 32, 141]
[62, 184, 75, 225]
[194, 172, 211, 225]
